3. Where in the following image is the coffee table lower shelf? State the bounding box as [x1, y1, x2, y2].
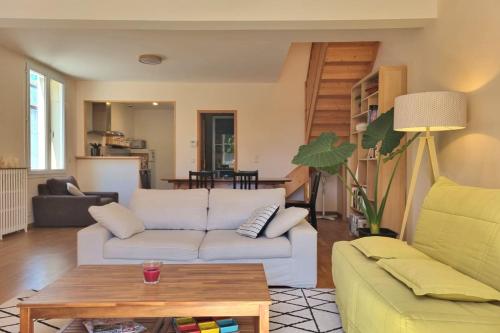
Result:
[61, 317, 256, 333]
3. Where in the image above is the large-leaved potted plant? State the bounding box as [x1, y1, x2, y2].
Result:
[292, 108, 420, 236]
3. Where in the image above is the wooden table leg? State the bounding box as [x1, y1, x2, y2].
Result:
[254, 304, 269, 333]
[19, 308, 33, 333]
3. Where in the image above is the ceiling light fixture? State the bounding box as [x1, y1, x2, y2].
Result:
[152, 102, 159, 106]
[106, 102, 111, 106]
[138, 54, 164, 65]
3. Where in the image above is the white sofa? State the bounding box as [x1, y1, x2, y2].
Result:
[78, 188, 317, 287]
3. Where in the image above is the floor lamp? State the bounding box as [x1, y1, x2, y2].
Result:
[394, 91, 467, 240]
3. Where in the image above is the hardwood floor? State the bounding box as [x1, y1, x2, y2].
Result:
[0, 228, 79, 303]
[317, 218, 352, 288]
[0, 219, 350, 303]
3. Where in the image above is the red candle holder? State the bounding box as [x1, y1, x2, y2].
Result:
[143, 261, 161, 284]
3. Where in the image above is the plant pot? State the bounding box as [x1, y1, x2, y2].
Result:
[357, 227, 398, 238]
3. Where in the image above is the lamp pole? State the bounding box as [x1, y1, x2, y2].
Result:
[399, 128, 440, 240]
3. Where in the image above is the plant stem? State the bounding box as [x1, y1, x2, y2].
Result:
[377, 132, 421, 219]
[377, 148, 404, 221]
[373, 152, 382, 212]
[337, 170, 355, 197]
[345, 165, 375, 221]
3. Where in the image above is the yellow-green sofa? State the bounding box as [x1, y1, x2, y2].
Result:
[332, 177, 500, 333]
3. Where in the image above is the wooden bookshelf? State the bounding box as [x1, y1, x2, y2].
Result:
[348, 65, 407, 233]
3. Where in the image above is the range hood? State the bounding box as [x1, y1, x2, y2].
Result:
[87, 102, 113, 135]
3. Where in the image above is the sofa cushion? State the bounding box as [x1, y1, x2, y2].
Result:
[89, 202, 145, 239]
[236, 204, 279, 238]
[199, 230, 291, 260]
[377, 258, 500, 302]
[99, 197, 114, 205]
[67, 183, 85, 196]
[332, 241, 500, 333]
[264, 207, 308, 238]
[207, 188, 285, 230]
[352, 236, 430, 260]
[130, 189, 208, 230]
[104, 230, 205, 261]
[413, 177, 500, 291]
[47, 176, 79, 195]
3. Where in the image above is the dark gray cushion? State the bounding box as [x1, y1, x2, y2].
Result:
[99, 197, 114, 205]
[46, 176, 80, 195]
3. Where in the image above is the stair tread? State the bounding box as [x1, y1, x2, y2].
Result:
[314, 109, 350, 113]
[320, 78, 359, 83]
[316, 94, 351, 98]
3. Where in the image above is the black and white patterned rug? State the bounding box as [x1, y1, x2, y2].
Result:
[0, 290, 70, 333]
[0, 289, 343, 333]
[270, 288, 343, 333]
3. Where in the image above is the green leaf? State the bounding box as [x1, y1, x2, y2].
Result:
[318, 165, 341, 175]
[383, 131, 421, 162]
[292, 133, 356, 175]
[362, 108, 404, 155]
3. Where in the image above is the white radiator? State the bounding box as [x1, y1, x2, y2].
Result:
[0, 168, 28, 239]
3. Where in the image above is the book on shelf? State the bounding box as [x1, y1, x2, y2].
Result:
[368, 105, 378, 123]
[348, 213, 368, 237]
[351, 186, 367, 212]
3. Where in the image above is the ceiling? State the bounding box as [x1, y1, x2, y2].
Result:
[0, 0, 437, 82]
[0, 29, 292, 81]
[112, 102, 175, 110]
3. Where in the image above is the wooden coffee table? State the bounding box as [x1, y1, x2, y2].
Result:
[18, 264, 271, 333]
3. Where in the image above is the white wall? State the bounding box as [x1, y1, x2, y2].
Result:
[404, 0, 500, 240]
[356, 0, 500, 240]
[131, 106, 175, 189]
[110, 103, 134, 137]
[76, 43, 310, 179]
[0, 45, 77, 223]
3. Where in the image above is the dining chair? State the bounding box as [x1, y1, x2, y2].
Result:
[189, 171, 215, 189]
[285, 171, 320, 229]
[232, 170, 259, 189]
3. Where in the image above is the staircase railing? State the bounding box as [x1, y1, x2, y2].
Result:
[305, 43, 328, 143]
[284, 165, 311, 199]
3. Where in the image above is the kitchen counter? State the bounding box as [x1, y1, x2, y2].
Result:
[76, 156, 141, 205]
[76, 156, 140, 160]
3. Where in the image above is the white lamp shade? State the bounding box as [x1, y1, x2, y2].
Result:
[394, 91, 467, 132]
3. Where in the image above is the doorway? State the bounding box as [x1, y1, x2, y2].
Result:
[197, 111, 237, 177]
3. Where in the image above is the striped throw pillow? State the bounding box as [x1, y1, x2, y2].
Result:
[237, 204, 280, 238]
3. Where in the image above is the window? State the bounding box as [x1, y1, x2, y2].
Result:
[28, 68, 65, 172]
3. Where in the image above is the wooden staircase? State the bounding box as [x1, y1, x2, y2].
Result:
[305, 42, 380, 143]
[286, 42, 379, 200]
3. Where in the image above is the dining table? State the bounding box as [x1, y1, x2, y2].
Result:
[161, 177, 291, 189]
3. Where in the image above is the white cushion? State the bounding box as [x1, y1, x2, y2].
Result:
[67, 182, 85, 196]
[237, 204, 279, 238]
[264, 207, 309, 238]
[207, 188, 285, 230]
[130, 189, 208, 230]
[199, 230, 291, 260]
[88, 203, 145, 239]
[104, 230, 205, 261]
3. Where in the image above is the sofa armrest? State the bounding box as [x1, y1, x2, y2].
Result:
[83, 192, 119, 203]
[32, 195, 101, 227]
[77, 224, 113, 265]
[287, 220, 317, 287]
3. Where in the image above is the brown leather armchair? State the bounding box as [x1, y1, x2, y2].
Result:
[32, 176, 118, 227]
